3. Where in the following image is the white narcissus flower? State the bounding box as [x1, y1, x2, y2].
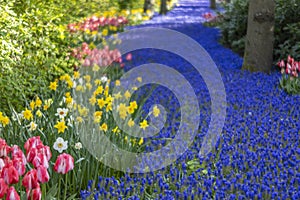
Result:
[101, 76, 108, 83]
[55, 108, 69, 119]
[53, 137, 68, 153]
[74, 142, 82, 150]
[28, 121, 38, 131]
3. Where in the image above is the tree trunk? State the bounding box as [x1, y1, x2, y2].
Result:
[210, 0, 216, 9]
[242, 0, 275, 73]
[144, 0, 153, 13]
[160, 0, 167, 15]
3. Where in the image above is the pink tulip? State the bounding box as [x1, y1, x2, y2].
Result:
[26, 186, 41, 200]
[27, 145, 51, 168]
[1, 163, 19, 185]
[22, 169, 39, 190]
[12, 157, 26, 176]
[36, 166, 49, 183]
[6, 186, 20, 200]
[0, 138, 11, 157]
[277, 60, 285, 68]
[24, 136, 43, 153]
[126, 53, 132, 61]
[0, 178, 8, 198]
[54, 153, 74, 174]
[11, 145, 26, 166]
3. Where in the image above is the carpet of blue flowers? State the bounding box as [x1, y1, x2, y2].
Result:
[81, 0, 300, 199]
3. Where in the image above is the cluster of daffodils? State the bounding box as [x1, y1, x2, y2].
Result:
[0, 137, 74, 200]
[72, 68, 161, 149]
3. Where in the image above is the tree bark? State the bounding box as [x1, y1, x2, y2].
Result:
[160, 0, 167, 15]
[210, 0, 216, 9]
[242, 0, 275, 73]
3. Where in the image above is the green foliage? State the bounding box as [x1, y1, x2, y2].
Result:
[218, 0, 248, 55]
[0, 0, 114, 114]
[280, 76, 300, 95]
[218, 0, 300, 61]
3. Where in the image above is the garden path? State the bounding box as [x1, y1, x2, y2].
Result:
[90, 0, 300, 198]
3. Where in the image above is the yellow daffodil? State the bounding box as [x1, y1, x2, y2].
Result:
[49, 81, 57, 91]
[115, 80, 121, 86]
[76, 116, 83, 123]
[97, 98, 106, 109]
[138, 137, 144, 145]
[139, 119, 148, 130]
[23, 108, 33, 120]
[0, 115, 9, 127]
[100, 123, 108, 132]
[73, 71, 80, 79]
[35, 97, 42, 108]
[86, 83, 92, 91]
[94, 79, 101, 85]
[92, 64, 100, 72]
[106, 102, 112, 112]
[54, 120, 67, 133]
[89, 96, 97, 105]
[128, 118, 135, 127]
[84, 75, 91, 83]
[36, 110, 43, 118]
[102, 29, 108, 36]
[124, 90, 131, 99]
[95, 86, 104, 95]
[30, 101, 35, 110]
[112, 126, 120, 134]
[137, 77, 142, 82]
[113, 92, 122, 99]
[153, 105, 160, 117]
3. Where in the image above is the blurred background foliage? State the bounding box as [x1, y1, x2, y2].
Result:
[218, 0, 300, 63]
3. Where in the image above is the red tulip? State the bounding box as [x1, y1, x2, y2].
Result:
[27, 145, 51, 168]
[26, 186, 41, 200]
[6, 186, 20, 200]
[12, 157, 26, 176]
[11, 145, 26, 166]
[36, 166, 49, 183]
[0, 178, 8, 198]
[0, 139, 11, 157]
[54, 153, 74, 174]
[1, 163, 19, 185]
[24, 136, 43, 153]
[22, 169, 39, 190]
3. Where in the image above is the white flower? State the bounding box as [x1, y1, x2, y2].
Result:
[67, 116, 74, 127]
[101, 76, 108, 83]
[53, 137, 68, 153]
[28, 121, 37, 131]
[55, 108, 69, 119]
[74, 142, 82, 150]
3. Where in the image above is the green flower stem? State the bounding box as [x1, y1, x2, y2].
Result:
[64, 173, 68, 199]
